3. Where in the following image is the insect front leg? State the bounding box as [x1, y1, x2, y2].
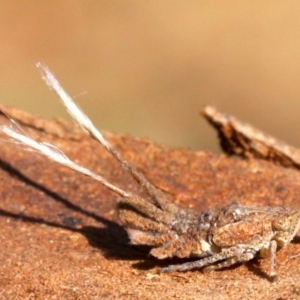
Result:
[269, 240, 277, 279]
[258, 239, 278, 279]
[161, 246, 246, 273]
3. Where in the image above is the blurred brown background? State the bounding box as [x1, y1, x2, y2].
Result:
[1, 1, 300, 152]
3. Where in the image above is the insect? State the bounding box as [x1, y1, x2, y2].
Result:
[1, 64, 300, 280]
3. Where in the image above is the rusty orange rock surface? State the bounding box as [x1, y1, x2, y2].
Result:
[0, 106, 300, 299]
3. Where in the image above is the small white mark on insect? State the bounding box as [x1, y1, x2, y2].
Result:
[200, 239, 212, 253]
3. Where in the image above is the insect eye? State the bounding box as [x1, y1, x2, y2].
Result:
[203, 212, 212, 222]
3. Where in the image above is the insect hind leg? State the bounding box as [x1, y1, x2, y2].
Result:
[119, 195, 174, 225]
[160, 246, 246, 273]
[202, 251, 255, 271]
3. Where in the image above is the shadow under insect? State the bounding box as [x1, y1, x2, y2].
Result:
[0, 158, 150, 263]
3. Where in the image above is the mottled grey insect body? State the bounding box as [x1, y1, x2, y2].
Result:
[119, 198, 300, 278]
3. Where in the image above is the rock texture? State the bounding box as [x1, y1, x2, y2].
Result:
[0, 106, 300, 299]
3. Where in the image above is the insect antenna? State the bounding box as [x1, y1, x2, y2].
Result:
[0, 124, 130, 198]
[36, 63, 178, 214]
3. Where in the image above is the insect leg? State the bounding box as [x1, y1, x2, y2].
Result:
[202, 251, 255, 271]
[127, 229, 176, 246]
[160, 246, 245, 273]
[119, 196, 173, 225]
[269, 240, 277, 278]
[118, 207, 169, 233]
